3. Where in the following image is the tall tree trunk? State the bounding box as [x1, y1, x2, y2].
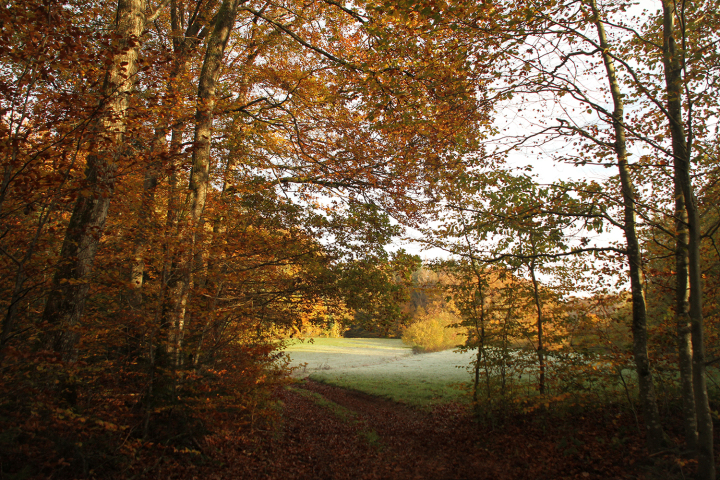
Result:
[528, 255, 545, 395]
[192, 152, 237, 367]
[129, 162, 160, 304]
[674, 176, 698, 450]
[130, 0, 214, 303]
[662, 2, 715, 476]
[42, 0, 147, 361]
[470, 263, 488, 404]
[163, 0, 243, 367]
[590, 0, 666, 452]
[463, 234, 492, 404]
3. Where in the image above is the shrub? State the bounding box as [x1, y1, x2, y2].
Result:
[401, 310, 465, 353]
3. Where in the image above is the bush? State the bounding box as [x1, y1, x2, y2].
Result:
[401, 310, 465, 353]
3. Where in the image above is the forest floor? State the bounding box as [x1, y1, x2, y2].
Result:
[141, 379, 696, 480]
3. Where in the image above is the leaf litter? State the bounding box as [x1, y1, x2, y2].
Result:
[142, 379, 700, 480]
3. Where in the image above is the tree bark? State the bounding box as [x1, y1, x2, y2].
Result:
[674, 174, 698, 451]
[662, 1, 714, 476]
[528, 255, 545, 395]
[470, 263, 488, 403]
[590, 0, 666, 452]
[163, 0, 243, 367]
[130, 0, 214, 303]
[42, 0, 147, 361]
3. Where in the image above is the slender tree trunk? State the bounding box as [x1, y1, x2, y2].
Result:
[674, 179, 698, 450]
[133, 0, 212, 307]
[130, 163, 160, 302]
[42, 0, 147, 361]
[192, 153, 236, 367]
[590, 0, 666, 452]
[662, 2, 714, 476]
[163, 0, 243, 368]
[499, 305, 512, 397]
[470, 272, 486, 404]
[465, 242, 492, 403]
[528, 256, 545, 395]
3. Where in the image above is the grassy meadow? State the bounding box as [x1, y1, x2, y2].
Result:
[284, 338, 478, 406]
[283, 337, 720, 411]
[284, 338, 413, 373]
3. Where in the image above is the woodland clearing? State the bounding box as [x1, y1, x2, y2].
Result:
[284, 338, 414, 375]
[284, 337, 475, 405]
[283, 338, 647, 407]
[134, 339, 718, 479]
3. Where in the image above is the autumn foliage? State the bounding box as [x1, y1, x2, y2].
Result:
[2, 0, 720, 477]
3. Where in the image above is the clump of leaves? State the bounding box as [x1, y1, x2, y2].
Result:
[402, 309, 465, 353]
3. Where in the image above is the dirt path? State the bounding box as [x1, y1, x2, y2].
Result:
[295, 380, 504, 480]
[154, 379, 675, 480]
[286, 380, 641, 480]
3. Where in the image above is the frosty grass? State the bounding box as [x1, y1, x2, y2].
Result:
[283, 338, 476, 406]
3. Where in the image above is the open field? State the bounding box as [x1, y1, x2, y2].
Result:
[283, 338, 720, 408]
[284, 337, 413, 374]
[284, 338, 477, 406]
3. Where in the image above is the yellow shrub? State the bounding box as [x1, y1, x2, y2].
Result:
[402, 310, 465, 353]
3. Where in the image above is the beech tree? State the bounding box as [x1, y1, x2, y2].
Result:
[40, 0, 161, 361]
[659, 1, 716, 474]
[587, 0, 665, 450]
[418, 169, 594, 397]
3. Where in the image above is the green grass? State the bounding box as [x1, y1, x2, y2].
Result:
[284, 338, 476, 407]
[284, 338, 413, 376]
[310, 369, 470, 406]
[285, 339, 720, 411]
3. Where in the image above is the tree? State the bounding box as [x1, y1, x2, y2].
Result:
[339, 249, 421, 337]
[162, 0, 243, 369]
[587, 0, 665, 450]
[0, 0, 102, 362]
[660, 0, 715, 474]
[41, 0, 153, 361]
[419, 169, 592, 398]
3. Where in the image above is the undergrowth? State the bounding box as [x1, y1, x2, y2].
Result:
[0, 344, 288, 479]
